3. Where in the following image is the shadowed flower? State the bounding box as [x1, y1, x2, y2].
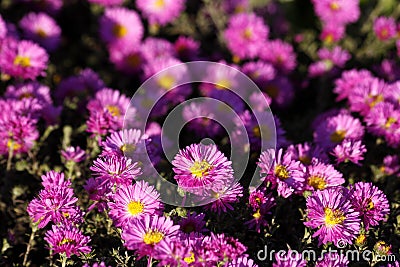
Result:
[61, 146, 86, 163]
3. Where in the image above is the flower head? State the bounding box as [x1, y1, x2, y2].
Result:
[373, 16, 397, 41]
[136, 0, 186, 26]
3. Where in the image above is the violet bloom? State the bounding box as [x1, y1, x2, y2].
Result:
[259, 39, 297, 73]
[90, 155, 142, 187]
[0, 39, 48, 79]
[44, 225, 91, 258]
[304, 161, 345, 191]
[141, 37, 176, 60]
[331, 140, 366, 165]
[350, 182, 390, 230]
[136, 0, 186, 26]
[108, 181, 163, 228]
[259, 148, 305, 198]
[380, 155, 400, 176]
[304, 187, 361, 246]
[373, 17, 397, 41]
[245, 192, 275, 233]
[172, 143, 234, 195]
[262, 76, 295, 108]
[40, 170, 71, 189]
[61, 146, 86, 163]
[101, 128, 147, 159]
[204, 182, 243, 214]
[155, 238, 191, 267]
[309, 46, 350, 77]
[320, 23, 345, 44]
[272, 250, 307, 267]
[311, 0, 360, 25]
[121, 215, 180, 258]
[315, 252, 349, 267]
[5, 82, 52, 110]
[0, 15, 7, 40]
[19, 12, 61, 51]
[241, 60, 276, 85]
[385, 81, 400, 106]
[286, 142, 329, 165]
[178, 212, 208, 235]
[84, 178, 112, 212]
[174, 36, 200, 61]
[333, 69, 373, 101]
[99, 7, 143, 49]
[88, 0, 124, 6]
[224, 12, 269, 60]
[108, 45, 145, 74]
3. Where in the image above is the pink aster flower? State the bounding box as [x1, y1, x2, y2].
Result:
[245, 192, 275, 233]
[99, 7, 143, 49]
[88, 0, 124, 6]
[172, 143, 234, 195]
[311, 0, 360, 25]
[309, 46, 350, 77]
[19, 12, 61, 51]
[331, 140, 366, 165]
[315, 252, 349, 267]
[61, 146, 86, 163]
[259, 39, 296, 73]
[272, 250, 307, 267]
[373, 16, 397, 41]
[313, 112, 364, 149]
[121, 215, 180, 258]
[242, 60, 276, 84]
[40, 170, 71, 189]
[259, 148, 305, 198]
[108, 181, 163, 228]
[380, 155, 400, 176]
[108, 44, 145, 74]
[226, 255, 258, 267]
[101, 129, 147, 158]
[90, 155, 142, 187]
[350, 182, 390, 230]
[286, 142, 329, 165]
[5, 82, 52, 109]
[136, 0, 185, 26]
[386, 81, 400, 106]
[44, 225, 91, 258]
[304, 161, 345, 191]
[333, 69, 373, 101]
[320, 23, 345, 44]
[84, 178, 112, 212]
[224, 12, 269, 60]
[141, 37, 176, 60]
[204, 182, 243, 214]
[174, 36, 200, 61]
[178, 212, 208, 235]
[0, 15, 7, 40]
[155, 238, 191, 267]
[0, 39, 48, 79]
[304, 187, 361, 246]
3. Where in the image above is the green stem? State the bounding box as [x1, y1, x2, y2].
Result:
[6, 140, 14, 172]
[22, 224, 37, 266]
[61, 253, 67, 267]
[147, 256, 153, 267]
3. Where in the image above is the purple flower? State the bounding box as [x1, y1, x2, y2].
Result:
[331, 140, 366, 165]
[178, 212, 208, 235]
[141, 37, 175, 60]
[373, 16, 397, 41]
[5, 82, 52, 109]
[174, 36, 200, 60]
[304, 187, 361, 246]
[88, 0, 123, 6]
[155, 238, 191, 266]
[40, 170, 71, 189]
[108, 181, 163, 228]
[259, 39, 297, 73]
[286, 142, 329, 165]
[315, 252, 349, 267]
[304, 161, 345, 191]
[172, 143, 234, 195]
[44, 225, 91, 258]
[61, 146, 86, 163]
[334, 69, 373, 101]
[225, 255, 259, 267]
[380, 155, 400, 176]
[204, 182, 243, 214]
[83, 178, 112, 212]
[311, 0, 360, 25]
[136, 0, 186, 26]
[245, 192, 275, 233]
[272, 250, 307, 267]
[320, 23, 345, 44]
[19, 12, 61, 51]
[0, 39, 48, 79]
[101, 129, 147, 158]
[350, 182, 390, 230]
[108, 44, 145, 74]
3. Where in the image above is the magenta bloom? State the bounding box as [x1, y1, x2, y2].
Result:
[373, 16, 397, 41]
[0, 39, 48, 79]
[226, 255, 259, 267]
[224, 13, 269, 60]
[320, 23, 345, 44]
[99, 7, 143, 49]
[309, 46, 350, 77]
[101, 129, 147, 158]
[108, 181, 163, 228]
[88, 0, 123, 6]
[304, 161, 345, 191]
[333, 69, 373, 101]
[350, 182, 390, 230]
[174, 36, 200, 60]
[205, 182, 243, 214]
[259, 148, 305, 198]
[331, 140, 366, 165]
[172, 143, 234, 195]
[121, 215, 180, 257]
[304, 187, 361, 246]
[5, 82, 52, 109]
[0, 15, 7, 40]
[272, 250, 307, 267]
[381, 155, 400, 176]
[155, 238, 191, 267]
[315, 252, 349, 267]
[19, 12, 61, 51]
[61, 146, 86, 163]
[259, 39, 297, 73]
[90, 155, 142, 187]
[109, 45, 145, 74]
[286, 142, 328, 165]
[311, 0, 360, 25]
[178, 212, 208, 235]
[44, 225, 91, 258]
[245, 191, 275, 233]
[84, 178, 112, 212]
[136, 0, 185, 26]
[40, 170, 71, 189]
[242, 60, 276, 84]
[141, 37, 175, 60]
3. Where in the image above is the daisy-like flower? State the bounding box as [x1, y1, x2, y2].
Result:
[121, 215, 180, 257]
[88, 0, 124, 6]
[333, 69, 373, 101]
[311, 0, 360, 25]
[224, 12, 269, 60]
[309, 46, 351, 77]
[178, 212, 208, 235]
[174, 36, 200, 61]
[331, 140, 366, 165]
[84, 178, 112, 212]
[61, 146, 86, 163]
[136, 0, 186, 26]
[40, 170, 71, 189]
[304, 187, 361, 246]
[44, 224, 91, 258]
[259, 148, 305, 198]
[245, 192, 275, 233]
[101, 128, 147, 158]
[204, 182, 243, 214]
[99, 7, 143, 49]
[380, 155, 400, 176]
[314, 112, 364, 149]
[320, 23, 345, 44]
[259, 39, 297, 73]
[350, 182, 390, 230]
[0, 39, 48, 79]
[272, 250, 307, 267]
[108, 44, 145, 74]
[5, 82, 52, 110]
[241, 60, 276, 84]
[141, 37, 176, 60]
[172, 143, 234, 195]
[304, 161, 345, 191]
[90, 155, 142, 187]
[108, 181, 163, 228]
[373, 16, 397, 41]
[19, 12, 61, 51]
[286, 142, 328, 166]
[315, 252, 349, 267]
[155, 238, 191, 267]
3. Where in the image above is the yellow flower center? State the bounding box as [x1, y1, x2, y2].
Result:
[385, 117, 396, 129]
[264, 85, 279, 98]
[143, 230, 164, 245]
[112, 24, 128, 38]
[380, 29, 388, 38]
[368, 94, 384, 108]
[184, 252, 195, 264]
[120, 144, 136, 153]
[19, 92, 34, 99]
[253, 209, 261, 219]
[366, 199, 374, 210]
[330, 130, 346, 143]
[127, 201, 144, 216]
[106, 105, 121, 117]
[324, 34, 334, 44]
[215, 79, 231, 90]
[324, 207, 346, 227]
[126, 54, 141, 68]
[307, 175, 326, 190]
[274, 164, 289, 180]
[189, 160, 213, 178]
[59, 238, 76, 245]
[154, 0, 165, 8]
[330, 1, 340, 11]
[355, 234, 367, 246]
[13, 56, 31, 67]
[242, 28, 253, 39]
[157, 74, 175, 90]
[36, 28, 47, 38]
[7, 139, 21, 151]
